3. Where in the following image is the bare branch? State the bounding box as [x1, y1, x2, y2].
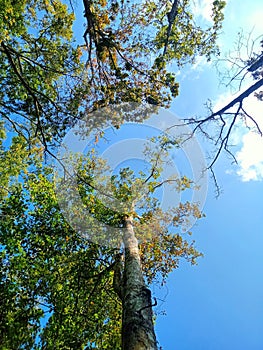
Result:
[174, 35, 263, 192]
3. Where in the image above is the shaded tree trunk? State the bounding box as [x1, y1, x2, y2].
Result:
[121, 216, 158, 350]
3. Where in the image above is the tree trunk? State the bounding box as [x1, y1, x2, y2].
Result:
[121, 216, 158, 350]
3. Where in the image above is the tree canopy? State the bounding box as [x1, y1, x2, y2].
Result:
[0, 0, 231, 349]
[0, 0, 226, 147]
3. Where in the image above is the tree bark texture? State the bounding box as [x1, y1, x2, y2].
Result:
[121, 216, 158, 350]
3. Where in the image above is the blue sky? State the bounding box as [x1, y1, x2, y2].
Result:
[153, 0, 263, 349]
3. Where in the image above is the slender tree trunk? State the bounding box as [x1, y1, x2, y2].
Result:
[121, 216, 158, 350]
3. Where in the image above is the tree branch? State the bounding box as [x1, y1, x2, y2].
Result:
[163, 0, 179, 56]
[247, 54, 263, 72]
[211, 78, 263, 117]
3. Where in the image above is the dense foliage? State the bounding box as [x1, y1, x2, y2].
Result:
[0, 0, 226, 143]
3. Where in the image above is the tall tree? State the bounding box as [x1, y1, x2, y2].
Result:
[50, 136, 204, 349]
[0, 133, 203, 349]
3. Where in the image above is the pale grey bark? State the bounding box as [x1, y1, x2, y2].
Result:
[121, 216, 158, 350]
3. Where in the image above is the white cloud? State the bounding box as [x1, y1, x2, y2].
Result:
[235, 96, 263, 181]
[191, 55, 210, 71]
[192, 0, 214, 23]
[236, 131, 263, 181]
